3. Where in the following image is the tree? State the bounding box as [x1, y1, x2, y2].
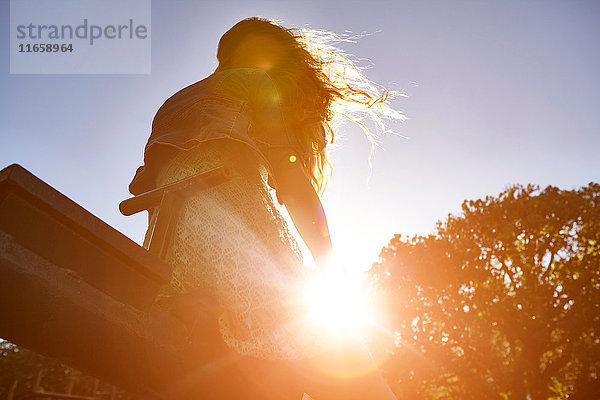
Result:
[0, 339, 132, 399]
[367, 184, 600, 399]
[0, 339, 70, 399]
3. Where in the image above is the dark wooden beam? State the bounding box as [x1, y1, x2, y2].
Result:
[0, 164, 301, 400]
[0, 164, 171, 310]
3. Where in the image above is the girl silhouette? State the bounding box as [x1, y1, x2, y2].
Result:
[129, 17, 400, 400]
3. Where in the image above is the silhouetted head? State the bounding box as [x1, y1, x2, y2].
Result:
[215, 17, 403, 194]
[217, 17, 295, 72]
[217, 18, 338, 192]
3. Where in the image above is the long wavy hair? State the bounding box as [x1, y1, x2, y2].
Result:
[216, 17, 405, 194]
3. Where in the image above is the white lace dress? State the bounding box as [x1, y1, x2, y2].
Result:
[146, 141, 322, 360]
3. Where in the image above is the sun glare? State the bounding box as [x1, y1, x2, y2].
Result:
[304, 265, 370, 335]
[302, 263, 385, 380]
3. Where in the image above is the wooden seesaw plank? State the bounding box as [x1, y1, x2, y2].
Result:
[0, 164, 300, 400]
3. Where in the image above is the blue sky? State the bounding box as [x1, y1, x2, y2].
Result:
[1, 0, 599, 271]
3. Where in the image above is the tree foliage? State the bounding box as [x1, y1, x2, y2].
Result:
[368, 183, 600, 399]
[0, 339, 132, 399]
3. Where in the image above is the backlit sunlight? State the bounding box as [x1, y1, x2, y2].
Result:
[302, 257, 388, 380]
[304, 259, 370, 335]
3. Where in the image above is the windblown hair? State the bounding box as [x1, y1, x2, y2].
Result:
[217, 17, 405, 193]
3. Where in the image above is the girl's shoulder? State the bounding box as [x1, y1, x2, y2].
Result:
[156, 68, 274, 111]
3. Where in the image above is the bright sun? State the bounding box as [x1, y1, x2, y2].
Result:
[301, 255, 389, 380]
[304, 264, 370, 335]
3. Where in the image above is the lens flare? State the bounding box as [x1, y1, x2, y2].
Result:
[301, 258, 393, 380]
[305, 266, 368, 335]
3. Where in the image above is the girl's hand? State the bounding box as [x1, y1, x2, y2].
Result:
[314, 251, 343, 276]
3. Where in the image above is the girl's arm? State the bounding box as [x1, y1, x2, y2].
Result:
[271, 151, 333, 270]
[247, 70, 333, 266]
